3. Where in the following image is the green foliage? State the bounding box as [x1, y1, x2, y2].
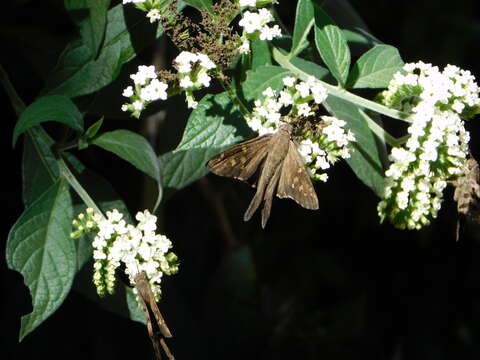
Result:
[6, 180, 75, 341]
[4, 0, 433, 347]
[159, 92, 250, 189]
[92, 129, 161, 183]
[314, 19, 351, 86]
[13, 95, 83, 146]
[291, 0, 314, 57]
[44, 3, 164, 98]
[348, 45, 404, 88]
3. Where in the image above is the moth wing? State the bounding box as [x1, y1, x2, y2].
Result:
[277, 141, 319, 210]
[207, 134, 273, 181]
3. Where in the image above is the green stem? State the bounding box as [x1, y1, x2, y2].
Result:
[58, 157, 104, 217]
[272, 47, 413, 123]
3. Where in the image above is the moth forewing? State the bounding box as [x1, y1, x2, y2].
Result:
[277, 140, 319, 210]
[207, 134, 273, 181]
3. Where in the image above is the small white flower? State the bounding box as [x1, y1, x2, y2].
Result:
[146, 9, 162, 23]
[180, 76, 194, 89]
[122, 86, 134, 98]
[197, 54, 216, 70]
[283, 77, 296, 87]
[197, 72, 212, 87]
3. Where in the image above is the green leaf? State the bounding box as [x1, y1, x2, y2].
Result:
[314, 7, 350, 87]
[184, 0, 212, 12]
[65, 0, 111, 59]
[251, 39, 272, 69]
[44, 4, 164, 98]
[6, 180, 75, 341]
[323, 96, 385, 197]
[92, 129, 161, 182]
[13, 95, 83, 146]
[242, 65, 292, 101]
[348, 44, 404, 89]
[79, 118, 104, 149]
[159, 92, 250, 189]
[291, 0, 315, 57]
[22, 127, 59, 207]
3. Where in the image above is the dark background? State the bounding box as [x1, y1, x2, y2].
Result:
[2, 0, 480, 359]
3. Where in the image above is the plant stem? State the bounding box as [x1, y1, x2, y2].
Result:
[272, 47, 413, 123]
[58, 157, 104, 217]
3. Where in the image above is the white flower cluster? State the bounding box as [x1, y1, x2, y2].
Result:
[121, 65, 168, 118]
[238, 7, 281, 54]
[246, 76, 355, 180]
[123, 0, 146, 3]
[377, 62, 480, 230]
[298, 117, 355, 182]
[380, 62, 480, 118]
[71, 208, 179, 300]
[247, 76, 328, 134]
[173, 51, 216, 109]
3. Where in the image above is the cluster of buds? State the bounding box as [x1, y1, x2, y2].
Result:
[238, 1, 282, 54]
[71, 208, 179, 300]
[173, 51, 216, 109]
[121, 65, 168, 118]
[246, 76, 355, 181]
[377, 62, 480, 229]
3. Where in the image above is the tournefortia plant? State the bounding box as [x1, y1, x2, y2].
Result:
[4, 0, 480, 358]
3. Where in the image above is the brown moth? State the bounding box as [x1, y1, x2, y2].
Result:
[134, 272, 174, 360]
[207, 123, 319, 228]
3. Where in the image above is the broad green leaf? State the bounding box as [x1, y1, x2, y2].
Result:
[22, 127, 59, 208]
[92, 129, 161, 182]
[6, 180, 75, 341]
[314, 6, 350, 87]
[184, 0, 212, 12]
[251, 40, 272, 69]
[291, 0, 314, 57]
[44, 4, 164, 98]
[323, 96, 385, 197]
[65, 0, 111, 58]
[242, 65, 292, 101]
[348, 45, 403, 89]
[159, 92, 250, 189]
[13, 95, 83, 146]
